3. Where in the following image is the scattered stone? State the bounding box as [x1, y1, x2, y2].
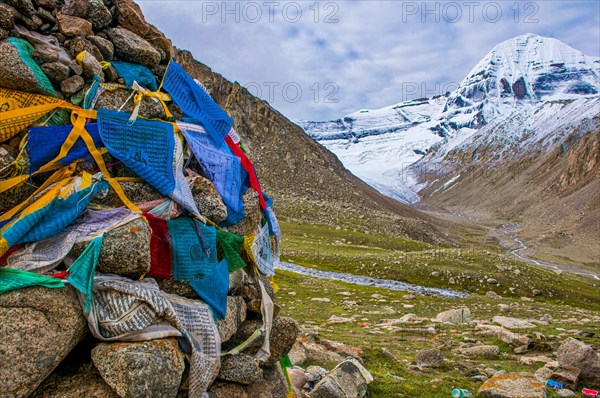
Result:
[288, 368, 307, 390]
[472, 374, 489, 382]
[107, 26, 161, 68]
[0, 286, 87, 398]
[92, 338, 185, 398]
[556, 337, 600, 387]
[487, 278, 498, 284]
[435, 307, 471, 324]
[56, 13, 93, 37]
[519, 355, 553, 365]
[478, 372, 546, 398]
[557, 389, 577, 397]
[311, 297, 331, 303]
[532, 289, 542, 296]
[459, 345, 500, 359]
[310, 359, 373, 398]
[492, 316, 535, 329]
[498, 304, 510, 313]
[218, 354, 263, 385]
[486, 290, 501, 299]
[415, 349, 445, 368]
[540, 314, 553, 323]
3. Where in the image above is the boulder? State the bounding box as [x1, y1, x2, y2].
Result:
[86, 0, 113, 30]
[60, 0, 89, 17]
[476, 324, 531, 346]
[87, 35, 114, 61]
[310, 358, 373, 398]
[0, 286, 87, 398]
[31, 362, 118, 398]
[224, 190, 263, 236]
[207, 381, 248, 398]
[415, 348, 445, 368]
[262, 364, 290, 398]
[555, 338, 600, 388]
[56, 13, 93, 37]
[190, 176, 228, 224]
[41, 61, 70, 83]
[91, 338, 185, 398]
[217, 295, 247, 343]
[60, 74, 84, 96]
[218, 354, 263, 385]
[0, 4, 16, 31]
[0, 40, 42, 93]
[459, 345, 500, 359]
[114, 0, 151, 37]
[106, 27, 161, 69]
[435, 307, 471, 324]
[93, 88, 167, 119]
[70, 217, 151, 279]
[550, 365, 581, 390]
[478, 373, 547, 398]
[492, 316, 535, 329]
[79, 50, 103, 81]
[288, 368, 307, 390]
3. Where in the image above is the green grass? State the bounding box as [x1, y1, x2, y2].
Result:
[275, 222, 600, 397]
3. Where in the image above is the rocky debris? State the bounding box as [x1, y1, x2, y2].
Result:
[288, 334, 345, 366]
[218, 354, 263, 385]
[415, 348, 445, 368]
[478, 372, 547, 398]
[555, 338, 600, 388]
[310, 359, 373, 398]
[91, 338, 185, 398]
[458, 345, 500, 359]
[0, 286, 87, 398]
[435, 307, 471, 324]
[520, 355, 553, 365]
[492, 316, 536, 329]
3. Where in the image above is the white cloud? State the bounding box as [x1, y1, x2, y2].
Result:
[138, 0, 600, 121]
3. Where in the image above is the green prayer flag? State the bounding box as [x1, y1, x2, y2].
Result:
[67, 235, 104, 313]
[0, 267, 64, 294]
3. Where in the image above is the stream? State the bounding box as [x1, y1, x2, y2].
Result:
[275, 261, 469, 298]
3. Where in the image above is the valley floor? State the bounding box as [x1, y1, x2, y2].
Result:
[275, 221, 600, 397]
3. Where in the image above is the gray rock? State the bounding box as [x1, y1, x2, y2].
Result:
[557, 389, 577, 397]
[92, 338, 185, 398]
[550, 365, 580, 391]
[87, 0, 113, 30]
[459, 345, 500, 359]
[311, 359, 373, 398]
[514, 345, 528, 354]
[218, 354, 263, 385]
[415, 348, 445, 368]
[229, 317, 301, 365]
[95, 181, 163, 207]
[229, 269, 248, 293]
[190, 176, 228, 224]
[476, 324, 532, 347]
[207, 381, 248, 398]
[8, 0, 36, 18]
[70, 217, 151, 279]
[60, 74, 84, 96]
[305, 365, 328, 383]
[32, 46, 59, 64]
[107, 27, 161, 68]
[0, 40, 41, 93]
[0, 286, 88, 398]
[156, 279, 199, 299]
[57, 13, 93, 37]
[556, 338, 600, 388]
[88, 35, 114, 60]
[435, 307, 471, 324]
[31, 362, 118, 398]
[41, 61, 70, 83]
[261, 364, 290, 398]
[79, 50, 104, 81]
[36, 7, 55, 23]
[0, 4, 16, 30]
[217, 296, 247, 343]
[224, 190, 262, 236]
[492, 316, 535, 329]
[472, 374, 489, 382]
[93, 88, 167, 119]
[478, 373, 546, 398]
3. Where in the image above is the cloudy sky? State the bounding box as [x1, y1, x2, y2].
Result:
[138, 1, 600, 121]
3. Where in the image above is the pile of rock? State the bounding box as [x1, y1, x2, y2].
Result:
[0, 0, 306, 397]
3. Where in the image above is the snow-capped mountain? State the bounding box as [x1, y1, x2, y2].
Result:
[299, 34, 600, 204]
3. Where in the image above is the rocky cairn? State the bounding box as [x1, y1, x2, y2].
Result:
[0, 0, 310, 397]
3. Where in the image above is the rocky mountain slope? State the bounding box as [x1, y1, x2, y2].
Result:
[301, 34, 600, 265]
